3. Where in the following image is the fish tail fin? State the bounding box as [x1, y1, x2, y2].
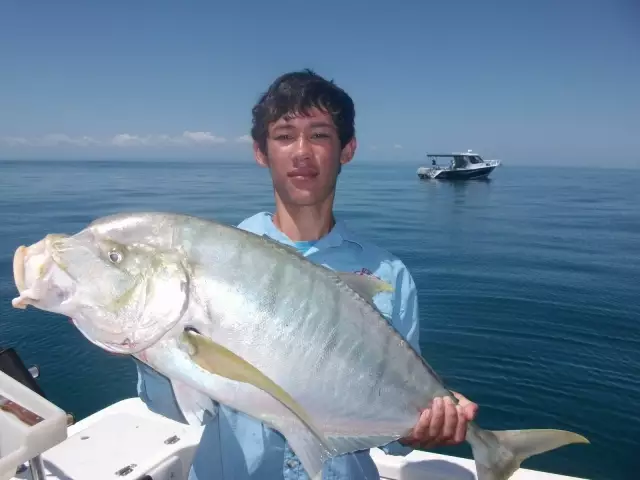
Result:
[468, 424, 589, 480]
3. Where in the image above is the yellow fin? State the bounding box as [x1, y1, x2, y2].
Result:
[337, 272, 393, 302]
[181, 329, 331, 451]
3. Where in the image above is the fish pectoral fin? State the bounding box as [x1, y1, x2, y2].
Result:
[181, 329, 331, 452]
[337, 272, 394, 302]
[170, 378, 217, 426]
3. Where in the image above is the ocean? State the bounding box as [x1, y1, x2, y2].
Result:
[0, 159, 638, 480]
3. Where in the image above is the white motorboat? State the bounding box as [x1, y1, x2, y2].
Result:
[417, 150, 501, 180]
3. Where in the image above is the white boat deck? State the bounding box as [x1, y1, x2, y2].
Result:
[9, 397, 588, 480]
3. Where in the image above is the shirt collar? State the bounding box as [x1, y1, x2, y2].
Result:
[259, 212, 363, 254]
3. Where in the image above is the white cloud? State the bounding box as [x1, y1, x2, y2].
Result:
[180, 131, 226, 145]
[1, 134, 101, 147]
[41, 134, 100, 147]
[110, 131, 226, 147]
[111, 133, 144, 147]
[1, 131, 229, 148]
[234, 134, 253, 143]
[1, 136, 29, 146]
[394, 144, 403, 149]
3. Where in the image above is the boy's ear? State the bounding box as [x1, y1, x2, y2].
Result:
[254, 141, 268, 168]
[340, 137, 357, 166]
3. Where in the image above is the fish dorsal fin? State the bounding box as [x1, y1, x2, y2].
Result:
[256, 234, 305, 258]
[278, 242, 305, 257]
[337, 272, 394, 303]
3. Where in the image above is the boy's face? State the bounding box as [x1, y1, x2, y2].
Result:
[253, 107, 356, 207]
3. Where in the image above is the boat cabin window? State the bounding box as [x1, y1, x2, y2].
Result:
[453, 155, 469, 169]
[467, 155, 483, 164]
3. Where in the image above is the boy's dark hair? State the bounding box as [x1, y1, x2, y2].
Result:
[250, 69, 355, 154]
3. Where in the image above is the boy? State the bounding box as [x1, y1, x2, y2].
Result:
[136, 69, 477, 479]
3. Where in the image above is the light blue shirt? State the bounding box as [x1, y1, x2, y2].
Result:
[135, 212, 422, 480]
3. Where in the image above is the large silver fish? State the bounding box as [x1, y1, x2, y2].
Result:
[11, 212, 588, 480]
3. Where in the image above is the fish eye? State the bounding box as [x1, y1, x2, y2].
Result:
[108, 249, 123, 264]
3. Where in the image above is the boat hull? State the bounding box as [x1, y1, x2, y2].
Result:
[418, 165, 496, 180]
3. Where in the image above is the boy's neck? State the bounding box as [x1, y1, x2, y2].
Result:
[272, 196, 336, 242]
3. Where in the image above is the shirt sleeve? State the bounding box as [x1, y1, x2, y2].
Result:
[380, 263, 421, 456]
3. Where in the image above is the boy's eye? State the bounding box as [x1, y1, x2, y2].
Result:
[271, 132, 332, 141]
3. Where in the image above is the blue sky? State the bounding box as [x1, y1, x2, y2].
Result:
[1, 1, 638, 167]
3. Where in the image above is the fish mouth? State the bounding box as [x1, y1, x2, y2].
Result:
[13, 245, 27, 294]
[11, 234, 66, 309]
[12, 242, 45, 309]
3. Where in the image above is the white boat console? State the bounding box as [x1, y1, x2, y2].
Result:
[0, 369, 67, 480]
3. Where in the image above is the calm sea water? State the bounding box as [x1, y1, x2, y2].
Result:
[0, 159, 638, 480]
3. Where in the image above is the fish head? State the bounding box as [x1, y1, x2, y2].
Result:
[12, 213, 190, 355]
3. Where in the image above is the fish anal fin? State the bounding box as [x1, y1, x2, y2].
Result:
[170, 378, 217, 426]
[325, 434, 402, 455]
[337, 272, 393, 303]
[279, 421, 331, 480]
